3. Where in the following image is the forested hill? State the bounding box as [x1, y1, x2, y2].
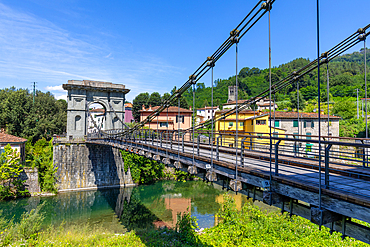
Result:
[180, 48, 370, 109]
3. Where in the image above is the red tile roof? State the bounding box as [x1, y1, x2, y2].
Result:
[197, 106, 219, 110]
[90, 108, 105, 112]
[216, 109, 259, 114]
[274, 111, 341, 119]
[140, 106, 192, 113]
[0, 132, 27, 143]
[223, 100, 248, 105]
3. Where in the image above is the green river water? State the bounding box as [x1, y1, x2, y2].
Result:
[0, 180, 275, 232]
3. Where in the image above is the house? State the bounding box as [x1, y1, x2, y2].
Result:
[273, 111, 340, 137]
[273, 111, 341, 153]
[196, 106, 219, 123]
[222, 100, 249, 110]
[0, 131, 27, 162]
[124, 103, 134, 123]
[87, 108, 105, 133]
[140, 105, 192, 131]
[214, 109, 285, 148]
[256, 97, 278, 111]
[223, 97, 277, 111]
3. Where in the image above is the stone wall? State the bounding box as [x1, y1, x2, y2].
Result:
[53, 142, 134, 191]
[19, 167, 40, 193]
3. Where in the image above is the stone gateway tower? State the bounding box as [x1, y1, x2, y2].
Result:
[63, 80, 130, 139]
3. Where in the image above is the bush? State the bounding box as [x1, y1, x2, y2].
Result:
[0, 202, 45, 246]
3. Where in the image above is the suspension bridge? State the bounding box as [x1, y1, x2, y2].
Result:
[56, 0, 370, 243]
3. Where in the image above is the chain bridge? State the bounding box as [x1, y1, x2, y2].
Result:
[55, 0, 370, 243]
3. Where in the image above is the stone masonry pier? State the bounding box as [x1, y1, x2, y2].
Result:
[53, 140, 134, 191]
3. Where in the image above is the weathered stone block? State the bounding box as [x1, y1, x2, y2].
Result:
[54, 143, 133, 191]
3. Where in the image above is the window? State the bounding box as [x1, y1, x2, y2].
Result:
[293, 120, 298, 127]
[306, 132, 312, 140]
[229, 122, 234, 127]
[176, 115, 184, 123]
[293, 132, 299, 138]
[160, 122, 168, 127]
[256, 120, 266, 125]
[273, 132, 278, 138]
[304, 120, 314, 128]
[274, 120, 280, 128]
[240, 122, 244, 127]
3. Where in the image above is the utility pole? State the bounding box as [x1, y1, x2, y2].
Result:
[32, 82, 36, 105]
[357, 88, 359, 119]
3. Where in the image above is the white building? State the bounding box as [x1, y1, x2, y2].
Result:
[256, 97, 278, 111]
[196, 106, 219, 124]
[87, 108, 106, 133]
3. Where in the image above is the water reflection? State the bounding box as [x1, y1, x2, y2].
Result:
[0, 180, 276, 232]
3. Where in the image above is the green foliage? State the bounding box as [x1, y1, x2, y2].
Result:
[0, 144, 27, 200]
[121, 150, 164, 184]
[0, 87, 67, 141]
[339, 118, 366, 137]
[27, 139, 58, 193]
[199, 194, 365, 246]
[0, 202, 45, 246]
[332, 99, 357, 120]
[290, 90, 305, 110]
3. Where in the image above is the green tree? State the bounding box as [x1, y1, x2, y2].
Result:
[0, 144, 26, 200]
[148, 92, 162, 107]
[332, 100, 356, 120]
[132, 92, 150, 122]
[290, 90, 305, 110]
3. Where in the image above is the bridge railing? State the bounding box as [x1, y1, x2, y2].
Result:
[88, 129, 370, 200]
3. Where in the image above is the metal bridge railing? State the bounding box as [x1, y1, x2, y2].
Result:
[87, 129, 370, 201]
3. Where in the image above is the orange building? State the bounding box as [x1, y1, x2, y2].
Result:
[140, 105, 192, 131]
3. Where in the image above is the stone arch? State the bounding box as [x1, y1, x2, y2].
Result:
[63, 80, 130, 139]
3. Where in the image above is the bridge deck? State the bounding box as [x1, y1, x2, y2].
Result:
[120, 139, 370, 207]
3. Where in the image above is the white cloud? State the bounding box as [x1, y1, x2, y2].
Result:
[55, 93, 67, 101]
[0, 3, 182, 102]
[45, 85, 64, 92]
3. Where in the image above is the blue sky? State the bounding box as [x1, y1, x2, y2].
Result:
[0, 0, 368, 102]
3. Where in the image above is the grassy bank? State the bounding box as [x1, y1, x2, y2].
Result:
[1, 194, 367, 246]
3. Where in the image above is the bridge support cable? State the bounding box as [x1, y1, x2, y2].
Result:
[365, 35, 368, 165]
[326, 60, 330, 137]
[317, 0, 323, 230]
[234, 32, 240, 192]
[177, 96, 180, 165]
[208, 57, 215, 177]
[189, 25, 370, 135]
[123, 1, 274, 135]
[166, 106, 169, 157]
[268, 0, 273, 204]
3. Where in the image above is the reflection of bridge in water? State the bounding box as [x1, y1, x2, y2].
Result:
[59, 0, 370, 243]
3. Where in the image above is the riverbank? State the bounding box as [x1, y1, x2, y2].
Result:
[0, 184, 367, 246]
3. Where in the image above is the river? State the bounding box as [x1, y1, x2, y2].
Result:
[0, 180, 275, 233]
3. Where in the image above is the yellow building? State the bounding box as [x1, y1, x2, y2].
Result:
[214, 109, 285, 148]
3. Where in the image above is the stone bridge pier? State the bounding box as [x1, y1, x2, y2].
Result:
[53, 140, 135, 191]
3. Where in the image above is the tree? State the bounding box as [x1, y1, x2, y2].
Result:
[0, 144, 26, 200]
[132, 92, 149, 122]
[0, 88, 67, 142]
[290, 90, 305, 111]
[332, 100, 356, 120]
[148, 92, 162, 107]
